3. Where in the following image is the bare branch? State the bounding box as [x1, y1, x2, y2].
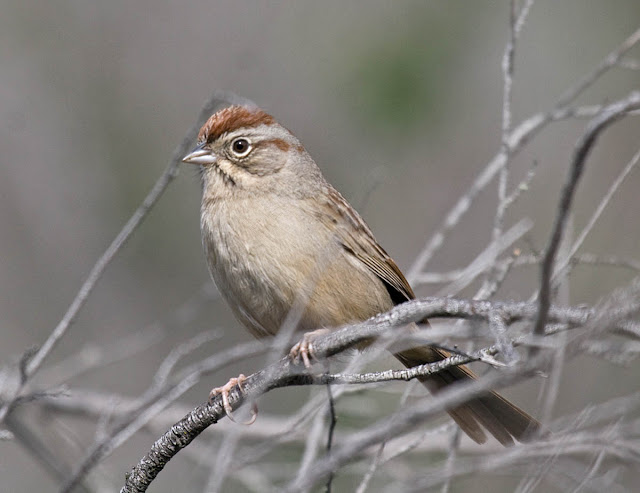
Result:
[492, 0, 535, 246]
[552, 147, 640, 282]
[61, 339, 266, 493]
[437, 218, 532, 295]
[532, 92, 640, 342]
[406, 26, 640, 281]
[0, 91, 246, 425]
[618, 58, 640, 70]
[117, 288, 638, 492]
[555, 27, 640, 108]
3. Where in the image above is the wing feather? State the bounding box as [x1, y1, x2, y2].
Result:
[316, 186, 415, 304]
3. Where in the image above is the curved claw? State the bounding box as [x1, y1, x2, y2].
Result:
[209, 374, 258, 425]
[289, 328, 331, 368]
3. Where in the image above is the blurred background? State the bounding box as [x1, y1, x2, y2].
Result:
[1, 1, 639, 491]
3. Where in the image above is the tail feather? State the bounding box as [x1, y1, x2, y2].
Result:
[395, 345, 540, 445]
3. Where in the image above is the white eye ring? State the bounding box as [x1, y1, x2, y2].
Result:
[230, 138, 252, 157]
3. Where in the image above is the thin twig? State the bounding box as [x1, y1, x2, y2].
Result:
[118, 289, 637, 492]
[438, 218, 533, 296]
[61, 339, 266, 493]
[145, 329, 223, 398]
[440, 426, 462, 493]
[354, 375, 417, 493]
[618, 58, 640, 70]
[206, 426, 242, 493]
[552, 147, 640, 282]
[492, 0, 534, 247]
[42, 328, 165, 389]
[532, 92, 640, 343]
[406, 27, 640, 281]
[555, 27, 640, 109]
[324, 383, 337, 493]
[0, 91, 240, 425]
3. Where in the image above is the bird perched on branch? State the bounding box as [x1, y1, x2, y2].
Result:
[182, 104, 539, 445]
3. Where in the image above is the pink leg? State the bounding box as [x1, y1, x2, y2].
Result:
[209, 374, 257, 425]
[289, 328, 331, 368]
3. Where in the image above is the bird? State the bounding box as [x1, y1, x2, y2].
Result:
[182, 104, 540, 445]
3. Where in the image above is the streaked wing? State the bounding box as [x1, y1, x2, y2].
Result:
[318, 186, 416, 304]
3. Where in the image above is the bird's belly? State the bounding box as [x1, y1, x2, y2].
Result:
[201, 197, 393, 338]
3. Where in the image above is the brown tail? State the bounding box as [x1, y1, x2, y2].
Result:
[394, 345, 540, 446]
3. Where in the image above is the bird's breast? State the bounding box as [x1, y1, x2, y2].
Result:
[201, 195, 394, 339]
[201, 196, 328, 335]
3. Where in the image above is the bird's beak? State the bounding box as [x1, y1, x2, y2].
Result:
[182, 143, 217, 165]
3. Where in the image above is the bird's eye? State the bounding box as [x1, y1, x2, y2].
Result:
[231, 138, 251, 156]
